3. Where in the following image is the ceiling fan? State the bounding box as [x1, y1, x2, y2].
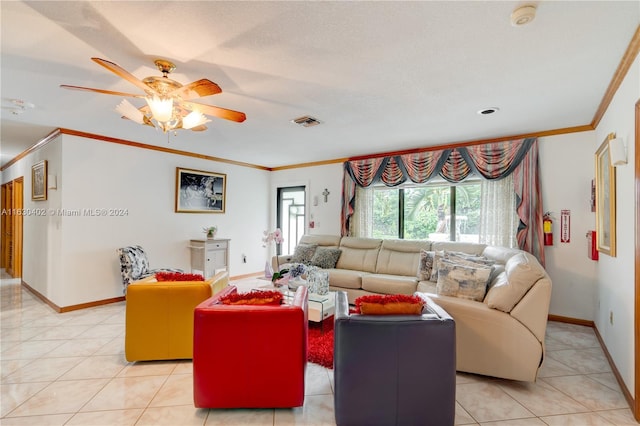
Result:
[61, 58, 246, 133]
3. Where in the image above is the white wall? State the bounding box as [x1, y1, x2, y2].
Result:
[592, 54, 639, 394]
[539, 131, 599, 321]
[270, 163, 344, 236]
[3, 134, 271, 307]
[1, 135, 64, 302]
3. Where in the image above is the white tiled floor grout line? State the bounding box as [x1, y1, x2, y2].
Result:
[1, 272, 638, 425]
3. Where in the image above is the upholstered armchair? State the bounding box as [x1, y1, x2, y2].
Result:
[193, 285, 309, 408]
[333, 291, 456, 426]
[117, 245, 182, 292]
[125, 271, 229, 362]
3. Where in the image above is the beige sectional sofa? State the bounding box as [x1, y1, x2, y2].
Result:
[275, 234, 552, 382]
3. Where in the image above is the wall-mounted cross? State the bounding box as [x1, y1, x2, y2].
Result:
[322, 188, 330, 202]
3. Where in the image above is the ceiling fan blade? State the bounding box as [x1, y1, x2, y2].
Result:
[169, 79, 222, 100]
[91, 57, 152, 94]
[60, 84, 144, 98]
[182, 101, 246, 123]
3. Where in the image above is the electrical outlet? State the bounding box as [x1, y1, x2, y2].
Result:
[609, 311, 614, 325]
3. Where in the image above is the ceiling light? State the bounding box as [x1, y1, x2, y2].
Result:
[62, 57, 246, 136]
[9, 98, 35, 115]
[116, 99, 145, 124]
[146, 96, 174, 123]
[477, 107, 500, 115]
[511, 5, 536, 26]
[182, 111, 211, 130]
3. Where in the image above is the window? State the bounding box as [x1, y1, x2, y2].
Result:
[371, 181, 481, 242]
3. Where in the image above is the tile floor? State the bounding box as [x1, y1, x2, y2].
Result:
[1, 272, 638, 425]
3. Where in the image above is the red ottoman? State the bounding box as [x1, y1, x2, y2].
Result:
[193, 285, 308, 408]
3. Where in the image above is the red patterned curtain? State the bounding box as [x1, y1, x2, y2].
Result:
[340, 138, 544, 264]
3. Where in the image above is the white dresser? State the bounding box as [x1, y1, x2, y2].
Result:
[189, 239, 230, 278]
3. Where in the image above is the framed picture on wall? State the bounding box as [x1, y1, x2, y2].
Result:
[594, 134, 616, 257]
[31, 160, 47, 201]
[175, 167, 226, 213]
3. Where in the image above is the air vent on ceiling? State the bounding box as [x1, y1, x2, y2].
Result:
[291, 115, 322, 127]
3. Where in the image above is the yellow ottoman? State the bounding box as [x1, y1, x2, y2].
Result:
[125, 271, 229, 362]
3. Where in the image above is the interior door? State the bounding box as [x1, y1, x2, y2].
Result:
[1, 178, 24, 278]
[2, 182, 14, 275]
[12, 178, 23, 278]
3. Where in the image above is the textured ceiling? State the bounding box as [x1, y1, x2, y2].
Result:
[1, 1, 638, 168]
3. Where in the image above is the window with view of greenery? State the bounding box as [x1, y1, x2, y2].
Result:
[372, 181, 481, 242]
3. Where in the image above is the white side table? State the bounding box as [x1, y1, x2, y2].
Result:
[189, 239, 230, 279]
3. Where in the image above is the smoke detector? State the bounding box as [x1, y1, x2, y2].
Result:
[291, 115, 322, 127]
[511, 5, 536, 26]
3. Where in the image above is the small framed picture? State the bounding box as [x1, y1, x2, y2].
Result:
[175, 167, 226, 213]
[31, 160, 47, 201]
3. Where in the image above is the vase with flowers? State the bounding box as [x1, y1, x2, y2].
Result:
[262, 228, 285, 281]
[203, 226, 217, 240]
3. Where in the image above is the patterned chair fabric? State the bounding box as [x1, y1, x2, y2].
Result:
[117, 245, 183, 292]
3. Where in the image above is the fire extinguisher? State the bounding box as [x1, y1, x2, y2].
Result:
[543, 212, 553, 246]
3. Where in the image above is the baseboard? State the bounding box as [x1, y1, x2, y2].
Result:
[230, 271, 264, 280]
[21, 280, 125, 313]
[548, 314, 594, 327]
[592, 325, 635, 411]
[549, 313, 635, 413]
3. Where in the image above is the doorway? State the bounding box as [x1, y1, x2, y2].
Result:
[1, 177, 24, 278]
[276, 186, 306, 256]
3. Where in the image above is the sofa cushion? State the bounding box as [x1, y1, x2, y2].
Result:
[484, 253, 545, 312]
[481, 246, 521, 264]
[376, 239, 427, 276]
[310, 248, 342, 269]
[299, 234, 342, 249]
[435, 259, 492, 302]
[336, 237, 382, 273]
[328, 269, 369, 290]
[361, 274, 418, 295]
[290, 244, 318, 264]
[417, 280, 437, 294]
[431, 241, 486, 256]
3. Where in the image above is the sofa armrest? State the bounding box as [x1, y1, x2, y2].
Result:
[510, 277, 552, 343]
[272, 255, 293, 271]
[424, 292, 543, 381]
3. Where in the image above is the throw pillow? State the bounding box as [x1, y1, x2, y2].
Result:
[355, 294, 425, 315]
[220, 290, 283, 305]
[436, 259, 492, 302]
[290, 244, 318, 264]
[445, 251, 496, 266]
[429, 251, 445, 282]
[155, 272, 204, 281]
[310, 247, 342, 269]
[484, 253, 544, 312]
[417, 250, 434, 281]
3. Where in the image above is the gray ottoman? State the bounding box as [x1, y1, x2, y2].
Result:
[333, 291, 456, 426]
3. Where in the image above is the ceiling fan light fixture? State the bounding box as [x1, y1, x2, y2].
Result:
[182, 111, 210, 129]
[115, 99, 144, 124]
[146, 95, 174, 122]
